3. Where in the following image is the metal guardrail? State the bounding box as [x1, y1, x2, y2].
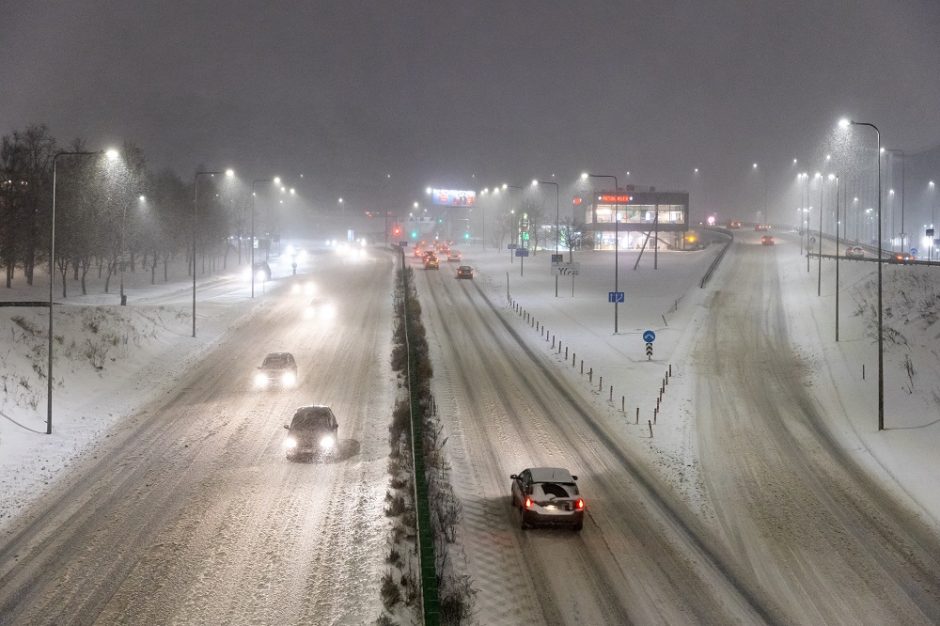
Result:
[700, 228, 734, 288]
[0, 301, 50, 307]
[398, 248, 440, 624]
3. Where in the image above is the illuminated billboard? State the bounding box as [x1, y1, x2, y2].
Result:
[429, 188, 476, 207]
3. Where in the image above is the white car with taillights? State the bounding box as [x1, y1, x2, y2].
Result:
[510, 467, 584, 531]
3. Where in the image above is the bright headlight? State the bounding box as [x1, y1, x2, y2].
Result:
[282, 371, 297, 387]
[319, 435, 335, 450]
[283, 436, 298, 449]
[254, 372, 269, 388]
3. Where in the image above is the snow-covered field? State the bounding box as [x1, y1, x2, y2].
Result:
[0, 254, 300, 531]
[459, 232, 940, 530]
[2, 230, 939, 624]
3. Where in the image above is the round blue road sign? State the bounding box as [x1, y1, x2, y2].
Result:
[643, 330, 656, 343]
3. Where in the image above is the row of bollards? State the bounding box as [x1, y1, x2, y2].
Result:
[508, 294, 674, 439]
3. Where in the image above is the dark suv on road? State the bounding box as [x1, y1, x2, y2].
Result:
[283, 405, 339, 461]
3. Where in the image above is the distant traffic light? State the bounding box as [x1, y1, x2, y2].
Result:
[411, 231, 418, 238]
[392, 226, 401, 236]
[463, 232, 470, 240]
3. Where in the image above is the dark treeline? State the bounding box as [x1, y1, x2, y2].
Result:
[0, 124, 251, 296]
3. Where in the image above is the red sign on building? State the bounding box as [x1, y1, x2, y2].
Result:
[597, 194, 633, 203]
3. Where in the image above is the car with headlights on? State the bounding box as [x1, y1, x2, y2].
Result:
[891, 252, 914, 264]
[760, 235, 775, 245]
[447, 250, 461, 262]
[424, 254, 440, 269]
[456, 265, 473, 279]
[253, 352, 298, 390]
[510, 467, 584, 531]
[283, 405, 339, 460]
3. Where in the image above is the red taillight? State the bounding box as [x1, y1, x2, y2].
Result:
[576, 498, 585, 510]
[525, 497, 533, 509]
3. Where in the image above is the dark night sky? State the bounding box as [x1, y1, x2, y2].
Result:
[3, 0, 940, 221]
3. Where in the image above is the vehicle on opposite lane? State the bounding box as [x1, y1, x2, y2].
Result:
[510, 467, 585, 531]
[760, 235, 775, 245]
[283, 405, 339, 461]
[456, 265, 473, 279]
[254, 352, 298, 389]
[424, 255, 440, 270]
[891, 252, 913, 264]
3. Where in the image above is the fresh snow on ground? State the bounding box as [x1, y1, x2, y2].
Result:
[2, 228, 939, 606]
[0, 253, 300, 531]
[457, 230, 940, 530]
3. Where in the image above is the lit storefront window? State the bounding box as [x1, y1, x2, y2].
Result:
[590, 204, 684, 224]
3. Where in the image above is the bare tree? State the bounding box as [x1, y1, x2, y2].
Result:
[0, 125, 56, 287]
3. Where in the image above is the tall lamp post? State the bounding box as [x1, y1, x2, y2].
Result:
[193, 169, 234, 337]
[532, 180, 560, 296]
[501, 184, 524, 261]
[885, 149, 905, 251]
[752, 163, 768, 225]
[250, 176, 280, 298]
[582, 172, 621, 333]
[840, 118, 884, 431]
[48, 148, 120, 434]
[479, 188, 489, 249]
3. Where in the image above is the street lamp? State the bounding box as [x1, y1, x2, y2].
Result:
[48, 148, 120, 434]
[884, 148, 906, 251]
[501, 184, 524, 263]
[533, 180, 560, 296]
[752, 162, 768, 225]
[193, 169, 233, 337]
[840, 117, 884, 431]
[584, 173, 621, 333]
[250, 177, 279, 298]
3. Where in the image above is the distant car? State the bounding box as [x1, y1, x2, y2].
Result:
[728, 220, 742, 229]
[304, 297, 336, 320]
[510, 467, 584, 531]
[254, 352, 298, 389]
[755, 224, 770, 231]
[243, 261, 272, 281]
[424, 255, 440, 269]
[283, 405, 339, 461]
[891, 252, 913, 264]
[760, 235, 775, 245]
[413, 246, 424, 258]
[845, 246, 865, 258]
[447, 250, 461, 262]
[456, 265, 473, 279]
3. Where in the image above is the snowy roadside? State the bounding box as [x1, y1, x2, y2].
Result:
[0, 266, 272, 534]
[777, 233, 940, 529]
[458, 241, 724, 519]
[457, 231, 940, 533]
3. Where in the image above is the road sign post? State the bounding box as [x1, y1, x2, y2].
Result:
[643, 330, 655, 360]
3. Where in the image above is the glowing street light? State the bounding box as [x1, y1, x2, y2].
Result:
[839, 116, 884, 430]
[193, 168, 234, 337]
[48, 147, 121, 434]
